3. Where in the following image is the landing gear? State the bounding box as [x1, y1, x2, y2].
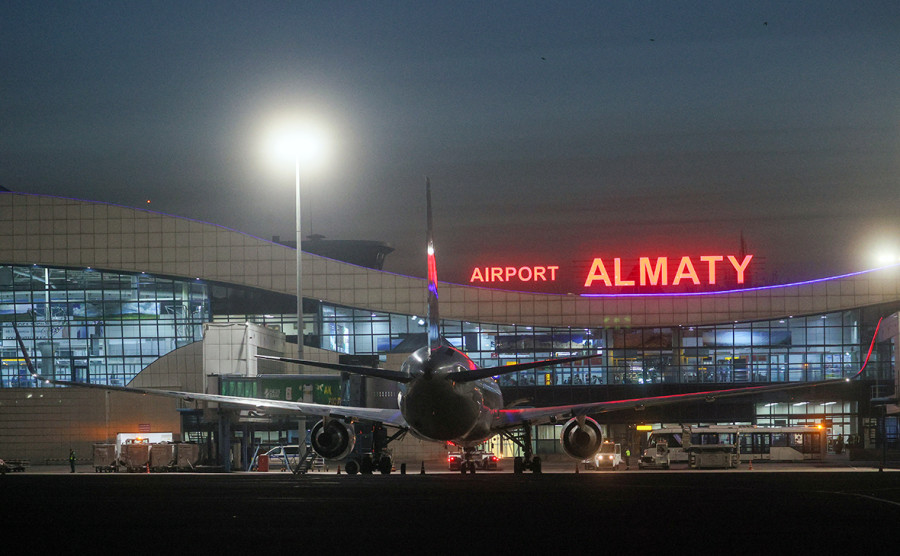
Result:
[359, 454, 374, 474]
[347, 451, 393, 475]
[503, 423, 543, 474]
[345, 459, 360, 475]
[342, 424, 408, 476]
[377, 455, 392, 475]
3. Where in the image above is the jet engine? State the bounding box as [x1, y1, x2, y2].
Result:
[310, 419, 356, 460]
[559, 416, 603, 460]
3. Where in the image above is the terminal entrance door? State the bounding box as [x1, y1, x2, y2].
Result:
[71, 357, 89, 383]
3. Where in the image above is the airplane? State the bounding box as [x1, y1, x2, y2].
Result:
[14, 180, 885, 474]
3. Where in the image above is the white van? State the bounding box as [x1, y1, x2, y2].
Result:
[583, 441, 622, 470]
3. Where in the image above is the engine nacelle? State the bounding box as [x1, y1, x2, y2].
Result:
[559, 416, 603, 460]
[310, 419, 356, 460]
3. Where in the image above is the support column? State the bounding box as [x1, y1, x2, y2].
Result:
[218, 410, 232, 472]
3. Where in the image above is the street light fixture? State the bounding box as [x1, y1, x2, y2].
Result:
[264, 118, 331, 358]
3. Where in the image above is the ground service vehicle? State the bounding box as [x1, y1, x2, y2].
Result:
[688, 443, 739, 469]
[449, 450, 499, 472]
[583, 441, 622, 470]
[480, 452, 500, 470]
[737, 426, 826, 462]
[642, 425, 826, 465]
[264, 445, 301, 470]
[639, 440, 670, 469]
[448, 453, 463, 471]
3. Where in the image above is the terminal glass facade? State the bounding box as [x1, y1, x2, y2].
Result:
[0, 265, 208, 387]
[215, 299, 890, 388]
[3, 264, 892, 395]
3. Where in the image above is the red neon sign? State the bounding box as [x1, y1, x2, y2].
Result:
[583, 255, 753, 287]
[469, 265, 559, 283]
[467, 255, 754, 289]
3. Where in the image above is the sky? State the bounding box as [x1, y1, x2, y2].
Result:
[2, 1, 899, 293]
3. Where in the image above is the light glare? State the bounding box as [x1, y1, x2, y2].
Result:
[262, 115, 332, 174]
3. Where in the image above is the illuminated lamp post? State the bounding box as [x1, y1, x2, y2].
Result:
[265, 119, 330, 359]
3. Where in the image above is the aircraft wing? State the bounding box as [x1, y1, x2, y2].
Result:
[495, 378, 854, 428]
[29, 375, 408, 427]
[14, 325, 406, 427]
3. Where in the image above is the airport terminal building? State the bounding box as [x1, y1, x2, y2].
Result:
[1, 192, 898, 466]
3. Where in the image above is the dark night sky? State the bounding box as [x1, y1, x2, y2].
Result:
[2, 2, 899, 291]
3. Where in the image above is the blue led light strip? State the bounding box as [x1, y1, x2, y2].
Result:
[580, 264, 900, 298]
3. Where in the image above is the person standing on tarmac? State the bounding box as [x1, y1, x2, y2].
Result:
[69, 449, 76, 473]
[625, 447, 631, 469]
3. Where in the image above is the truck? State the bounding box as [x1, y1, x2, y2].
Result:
[639, 439, 670, 469]
[447, 450, 500, 471]
[638, 425, 746, 469]
[583, 441, 623, 470]
[685, 431, 739, 469]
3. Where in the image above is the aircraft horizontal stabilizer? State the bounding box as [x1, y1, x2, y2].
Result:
[256, 355, 412, 383]
[446, 353, 600, 383]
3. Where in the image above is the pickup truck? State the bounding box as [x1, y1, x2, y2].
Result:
[639, 440, 670, 469]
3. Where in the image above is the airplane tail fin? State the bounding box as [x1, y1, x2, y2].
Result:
[426, 178, 441, 355]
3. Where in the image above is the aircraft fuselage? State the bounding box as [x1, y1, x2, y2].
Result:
[398, 346, 503, 446]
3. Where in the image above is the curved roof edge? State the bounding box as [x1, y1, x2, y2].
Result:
[3, 191, 899, 328]
[580, 264, 900, 298]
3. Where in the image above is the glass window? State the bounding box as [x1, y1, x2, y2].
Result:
[1, 265, 209, 388]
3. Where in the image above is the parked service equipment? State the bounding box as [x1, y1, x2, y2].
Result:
[639, 440, 670, 469]
[120, 439, 151, 472]
[174, 443, 200, 470]
[92, 444, 117, 472]
[687, 444, 739, 469]
[150, 443, 175, 471]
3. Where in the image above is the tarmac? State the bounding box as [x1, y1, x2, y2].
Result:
[5, 460, 900, 553]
